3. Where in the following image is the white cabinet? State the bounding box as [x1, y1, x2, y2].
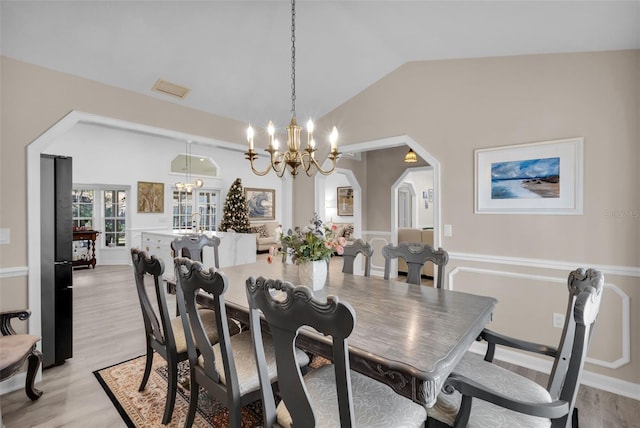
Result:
[141, 231, 256, 281]
[141, 232, 176, 279]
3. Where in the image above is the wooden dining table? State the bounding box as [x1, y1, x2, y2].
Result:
[168, 258, 497, 409]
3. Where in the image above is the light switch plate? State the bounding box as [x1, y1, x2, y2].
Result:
[444, 224, 452, 237]
[0, 228, 9, 244]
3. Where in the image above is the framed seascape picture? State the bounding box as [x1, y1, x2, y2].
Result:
[475, 137, 583, 215]
[337, 186, 354, 216]
[137, 181, 164, 213]
[245, 188, 275, 220]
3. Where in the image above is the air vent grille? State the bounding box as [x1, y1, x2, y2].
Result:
[152, 79, 190, 99]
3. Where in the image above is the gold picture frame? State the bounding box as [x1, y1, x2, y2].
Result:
[137, 181, 164, 213]
[337, 186, 354, 216]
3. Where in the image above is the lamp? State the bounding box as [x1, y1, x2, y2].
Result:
[175, 141, 204, 193]
[244, 0, 340, 178]
[404, 148, 418, 163]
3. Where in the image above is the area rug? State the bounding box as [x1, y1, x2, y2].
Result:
[93, 354, 263, 428]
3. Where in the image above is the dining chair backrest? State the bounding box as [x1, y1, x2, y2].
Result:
[131, 248, 184, 424]
[246, 276, 357, 428]
[171, 234, 220, 268]
[131, 248, 173, 356]
[174, 256, 257, 428]
[175, 257, 236, 387]
[548, 268, 604, 407]
[382, 241, 449, 287]
[342, 238, 373, 277]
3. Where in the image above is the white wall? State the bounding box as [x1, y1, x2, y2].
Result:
[323, 172, 351, 224]
[45, 122, 284, 263]
[403, 168, 434, 228]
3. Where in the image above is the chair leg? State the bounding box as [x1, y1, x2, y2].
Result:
[25, 348, 43, 401]
[162, 358, 178, 425]
[138, 344, 153, 392]
[184, 374, 199, 428]
[229, 401, 242, 428]
[572, 407, 579, 428]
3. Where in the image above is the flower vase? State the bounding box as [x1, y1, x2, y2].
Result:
[298, 260, 327, 291]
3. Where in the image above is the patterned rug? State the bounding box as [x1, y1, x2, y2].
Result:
[93, 354, 263, 427]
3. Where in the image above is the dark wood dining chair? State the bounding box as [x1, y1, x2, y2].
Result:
[130, 248, 230, 425]
[174, 257, 310, 428]
[428, 268, 604, 428]
[341, 238, 373, 277]
[171, 234, 220, 268]
[0, 309, 42, 401]
[383, 241, 449, 287]
[246, 276, 427, 428]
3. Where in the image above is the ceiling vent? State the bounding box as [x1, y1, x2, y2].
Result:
[152, 79, 190, 99]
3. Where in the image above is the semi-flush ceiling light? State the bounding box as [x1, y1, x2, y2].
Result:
[244, 0, 340, 178]
[404, 148, 418, 163]
[175, 141, 204, 193]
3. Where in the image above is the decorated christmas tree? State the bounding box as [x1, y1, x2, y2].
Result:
[219, 178, 251, 233]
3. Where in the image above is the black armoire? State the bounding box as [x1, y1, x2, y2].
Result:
[40, 154, 73, 367]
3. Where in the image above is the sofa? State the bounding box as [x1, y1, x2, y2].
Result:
[249, 221, 282, 253]
[396, 228, 434, 277]
[330, 222, 354, 241]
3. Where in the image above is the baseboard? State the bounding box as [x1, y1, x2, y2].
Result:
[469, 342, 640, 401]
[0, 373, 26, 395]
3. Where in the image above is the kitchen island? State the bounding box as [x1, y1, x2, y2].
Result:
[141, 230, 256, 280]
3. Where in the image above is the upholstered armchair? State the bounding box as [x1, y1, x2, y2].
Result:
[0, 309, 43, 401]
[428, 268, 604, 428]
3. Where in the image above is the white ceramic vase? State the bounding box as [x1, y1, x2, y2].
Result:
[298, 260, 328, 291]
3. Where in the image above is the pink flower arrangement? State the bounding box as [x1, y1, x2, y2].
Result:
[278, 214, 346, 263]
[327, 224, 347, 255]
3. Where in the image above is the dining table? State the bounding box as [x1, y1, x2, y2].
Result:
[167, 258, 497, 409]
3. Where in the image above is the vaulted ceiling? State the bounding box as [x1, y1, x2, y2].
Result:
[2, 1, 639, 129]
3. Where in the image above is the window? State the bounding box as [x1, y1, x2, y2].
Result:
[197, 190, 219, 231]
[72, 188, 94, 228]
[173, 190, 193, 230]
[104, 189, 127, 247]
[172, 188, 220, 232]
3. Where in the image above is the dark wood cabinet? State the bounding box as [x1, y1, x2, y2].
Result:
[72, 230, 99, 269]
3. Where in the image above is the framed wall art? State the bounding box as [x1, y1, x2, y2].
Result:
[337, 186, 354, 216]
[475, 137, 583, 215]
[245, 188, 275, 220]
[137, 181, 164, 213]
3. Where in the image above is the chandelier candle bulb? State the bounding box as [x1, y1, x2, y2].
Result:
[330, 126, 339, 151]
[246, 126, 254, 150]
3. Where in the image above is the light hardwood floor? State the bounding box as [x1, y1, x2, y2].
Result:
[1, 261, 638, 427]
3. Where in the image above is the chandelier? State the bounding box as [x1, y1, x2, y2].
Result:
[244, 0, 340, 178]
[175, 140, 204, 193]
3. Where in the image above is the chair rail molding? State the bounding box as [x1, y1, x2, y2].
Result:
[449, 251, 640, 278]
[0, 266, 29, 279]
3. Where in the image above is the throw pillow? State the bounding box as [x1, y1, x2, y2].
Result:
[252, 224, 268, 238]
[344, 224, 354, 239]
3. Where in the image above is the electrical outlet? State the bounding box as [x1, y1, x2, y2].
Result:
[552, 312, 565, 328]
[444, 224, 452, 237]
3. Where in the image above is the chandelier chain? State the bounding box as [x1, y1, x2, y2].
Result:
[290, 0, 296, 118]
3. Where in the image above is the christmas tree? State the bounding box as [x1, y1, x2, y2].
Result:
[219, 178, 251, 233]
